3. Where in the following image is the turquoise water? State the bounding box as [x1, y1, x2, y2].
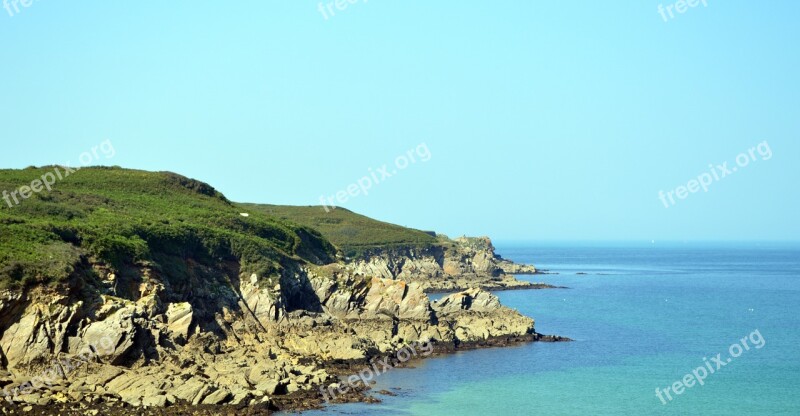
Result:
[298, 243, 800, 415]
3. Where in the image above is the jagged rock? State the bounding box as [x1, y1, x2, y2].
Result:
[430, 288, 534, 342]
[283, 330, 369, 361]
[285, 381, 300, 394]
[168, 377, 207, 403]
[136, 294, 161, 318]
[246, 362, 278, 386]
[239, 276, 285, 326]
[191, 385, 211, 405]
[497, 260, 537, 274]
[105, 371, 167, 406]
[230, 390, 251, 405]
[75, 306, 137, 365]
[0, 235, 548, 413]
[142, 394, 167, 407]
[254, 379, 281, 396]
[0, 309, 50, 368]
[363, 278, 432, 320]
[450, 312, 535, 341]
[432, 288, 501, 314]
[165, 302, 193, 342]
[201, 387, 230, 405]
[84, 365, 125, 387]
[350, 236, 538, 292]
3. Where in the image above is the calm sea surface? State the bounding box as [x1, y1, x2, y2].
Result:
[291, 242, 800, 415]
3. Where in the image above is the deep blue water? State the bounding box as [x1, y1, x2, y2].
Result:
[292, 242, 800, 415]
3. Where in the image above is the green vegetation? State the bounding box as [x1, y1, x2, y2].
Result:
[0, 167, 335, 290]
[0, 166, 444, 290]
[239, 204, 437, 257]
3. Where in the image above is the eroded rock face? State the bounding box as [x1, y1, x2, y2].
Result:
[75, 307, 137, 365]
[497, 259, 537, 274]
[433, 288, 501, 314]
[432, 288, 534, 342]
[0, 257, 542, 410]
[363, 278, 432, 321]
[165, 302, 193, 343]
[349, 236, 539, 292]
[0, 308, 51, 369]
[239, 275, 285, 327]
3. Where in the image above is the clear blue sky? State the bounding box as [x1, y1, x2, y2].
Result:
[1, 1, 798, 241]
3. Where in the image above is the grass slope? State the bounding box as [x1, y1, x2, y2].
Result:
[0, 167, 335, 290]
[238, 204, 437, 257]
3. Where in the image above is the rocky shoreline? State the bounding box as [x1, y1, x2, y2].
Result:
[0, 236, 567, 415]
[423, 282, 567, 295]
[0, 168, 569, 415]
[349, 236, 560, 292]
[0, 332, 570, 415]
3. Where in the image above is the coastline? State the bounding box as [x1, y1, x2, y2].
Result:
[0, 332, 571, 415]
[423, 281, 568, 295]
[273, 331, 572, 413]
[0, 170, 563, 416]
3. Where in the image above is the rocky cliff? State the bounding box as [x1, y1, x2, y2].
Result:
[348, 236, 545, 292]
[0, 168, 563, 415]
[0, 257, 547, 414]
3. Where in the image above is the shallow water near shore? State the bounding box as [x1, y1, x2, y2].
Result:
[290, 242, 800, 415]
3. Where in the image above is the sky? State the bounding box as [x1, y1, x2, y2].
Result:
[0, 1, 798, 241]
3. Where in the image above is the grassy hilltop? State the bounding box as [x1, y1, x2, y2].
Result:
[239, 204, 437, 257]
[0, 167, 446, 290]
[0, 167, 336, 290]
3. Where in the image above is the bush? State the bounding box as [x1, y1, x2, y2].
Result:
[88, 234, 150, 267]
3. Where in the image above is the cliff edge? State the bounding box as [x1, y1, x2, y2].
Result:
[0, 168, 564, 414]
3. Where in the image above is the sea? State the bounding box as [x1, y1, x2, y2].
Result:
[290, 242, 800, 415]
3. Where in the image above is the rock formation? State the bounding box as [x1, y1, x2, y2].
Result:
[0, 256, 548, 414]
[349, 236, 544, 292]
[0, 168, 563, 414]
